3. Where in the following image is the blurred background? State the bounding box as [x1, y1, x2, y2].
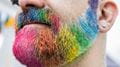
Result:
[0, 0, 120, 67]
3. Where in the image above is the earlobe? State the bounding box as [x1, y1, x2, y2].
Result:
[98, 1, 118, 33]
[98, 20, 111, 33]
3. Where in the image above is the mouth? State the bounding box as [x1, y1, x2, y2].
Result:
[14, 7, 62, 67]
[17, 14, 51, 31]
[17, 20, 51, 30]
[16, 7, 60, 33]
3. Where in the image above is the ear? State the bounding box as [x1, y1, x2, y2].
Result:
[98, 1, 118, 33]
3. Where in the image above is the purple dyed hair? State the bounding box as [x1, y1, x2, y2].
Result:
[89, 0, 99, 10]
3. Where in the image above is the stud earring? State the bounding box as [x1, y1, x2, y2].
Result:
[101, 20, 107, 28]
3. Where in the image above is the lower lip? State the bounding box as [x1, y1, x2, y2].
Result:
[25, 23, 50, 28]
[18, 23, 51, 32]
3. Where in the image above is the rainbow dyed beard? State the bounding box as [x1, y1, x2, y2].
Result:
[13, 6, 99, 67]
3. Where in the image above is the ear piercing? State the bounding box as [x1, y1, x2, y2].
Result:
[101, 20, 107, 28]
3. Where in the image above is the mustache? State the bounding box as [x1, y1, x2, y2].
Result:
[17, 7, 60, 31]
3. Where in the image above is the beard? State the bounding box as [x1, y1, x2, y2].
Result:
[13, 7, 99, 67]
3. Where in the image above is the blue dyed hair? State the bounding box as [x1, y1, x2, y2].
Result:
[89, 0, 99, 10]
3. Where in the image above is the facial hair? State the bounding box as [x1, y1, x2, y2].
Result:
[13, 7, 99, 67]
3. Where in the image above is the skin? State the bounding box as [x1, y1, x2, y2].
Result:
[11, 0, 118, 67]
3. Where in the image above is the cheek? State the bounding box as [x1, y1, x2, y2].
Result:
[46, 0, 89, 21]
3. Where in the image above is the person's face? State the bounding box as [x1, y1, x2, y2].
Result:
[11, 0, 117, 67]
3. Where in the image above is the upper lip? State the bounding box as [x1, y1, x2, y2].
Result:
[17, 12, 51, 30]
[16, 7, 60, 32]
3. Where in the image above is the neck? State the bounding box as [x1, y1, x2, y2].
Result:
[67, 33, 107, 67]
